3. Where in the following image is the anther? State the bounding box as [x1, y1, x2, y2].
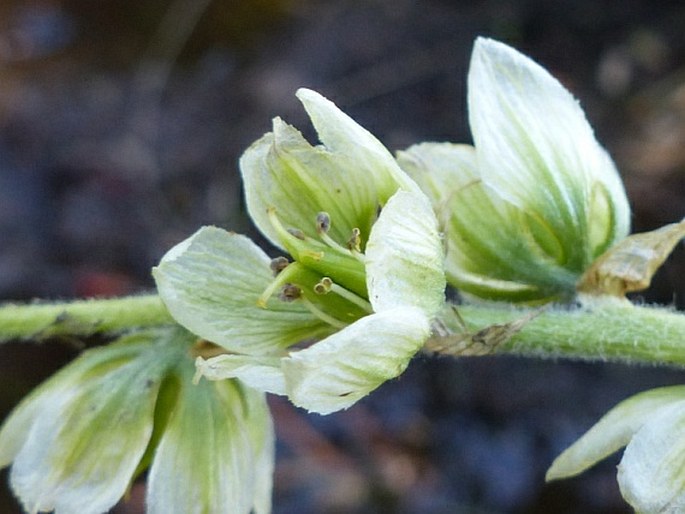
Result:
[347, 228, 362, 252]
[287, 228, 306, 240]
[314, 277, 333, 295]
[270, 256, 290, 276]
[278, 283, 302, 302]
[316, 212, 331, 233]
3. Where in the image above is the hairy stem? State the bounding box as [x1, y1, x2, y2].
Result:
[0, 294, 174, 343]
[433, 297, 685, 366]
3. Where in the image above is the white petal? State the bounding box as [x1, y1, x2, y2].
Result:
[240, 123, 380, 248]
[365, 190, 445, 317]
[241, 89, 420, 252]
[547, 385, 685, 481]
[398, 141, 579, 302]
[153, 226, 331, 355]
[618, 399, 685, 513]
[296, 88, 420, 196]
[282, 307, 430, 415]
[469, 38, 630, 266]
[195, 354, 286, 396]
[147, 373, 274, 514]
[397, 142, 479, 207]
[4, 330, 184, 514]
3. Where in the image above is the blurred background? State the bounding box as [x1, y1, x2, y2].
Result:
[1, 0, 685, 512]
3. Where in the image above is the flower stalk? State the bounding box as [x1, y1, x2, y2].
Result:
[2, 294, 684, 369]
[430, 299, 685, 367]
[0, 295, 173, 343]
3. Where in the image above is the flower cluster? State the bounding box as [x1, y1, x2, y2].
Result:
[1, 36, 681, 514]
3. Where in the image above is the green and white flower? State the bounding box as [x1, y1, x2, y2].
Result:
[154, 89, 445, 415]
[398, 37, 631, 303]
[547, 386, 685, 514]
[0, 328, 274, 514]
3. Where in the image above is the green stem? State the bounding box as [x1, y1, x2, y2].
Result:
[2, 292, 684, 368]
[435, 297, 685, 366]
[0, 294, 175, 343]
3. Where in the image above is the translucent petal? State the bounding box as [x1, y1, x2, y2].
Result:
[618, 399, 685, 513]
[147, 367, 274, 514]
[282, 307, 430, 414]
[2, 328, 189, 514]
[397, 142, 478, 208]
[468, 38, 630, 270]
[398, 142, 577, 302]
[365, 190, 445, 316]
[195, 354, 286, 396]
[547, 385, 685, 481]
[153, 226, 331, 355]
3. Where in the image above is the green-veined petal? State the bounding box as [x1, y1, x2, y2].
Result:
[241, 121, 379, 248]
[153, 226, 332, 355]
[241, 89, 419, 253]
[398, 142, 578, 302]
[282, 306, 430, 415]
[546, 385, 685, 481]
[147, 365, 274, 514]
[468, 37, 630, 269]
[2, 329, 188, 514]
[365, 190, 445, 316]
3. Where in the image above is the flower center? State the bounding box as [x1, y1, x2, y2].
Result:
[258, 209, 373, 328]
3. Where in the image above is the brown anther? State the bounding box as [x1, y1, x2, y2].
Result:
[287, 228, 306, 240]
[316, 212, 331, 233]
[269, 256, 290, 276]
[347, 228, 362, 252]
[314, 277, 333, 295]
[278, 283, 302, 302]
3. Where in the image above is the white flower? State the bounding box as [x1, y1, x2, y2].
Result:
[398, 38, 631, 303]
[547, 386, 685, 513]
[154, 89, 445, 414]
[0, 328, 274, 514]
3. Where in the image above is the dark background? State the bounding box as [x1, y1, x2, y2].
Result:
[1, 1, 685, 512]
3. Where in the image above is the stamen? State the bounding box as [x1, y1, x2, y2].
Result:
[270, 256, 290, 276]
[267, 207, 307, 244]
[258, 261, 302, 307]
[347, 228, 362, 252]
[300, 297, 348, 329]
[278, 283, 302, 302]
[329, 283, 373, 313]
[316, 212, 331, 233]
[287, 228, 306, 240]
[318, 231, 353, 257]
[314, 277, 333, 294]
